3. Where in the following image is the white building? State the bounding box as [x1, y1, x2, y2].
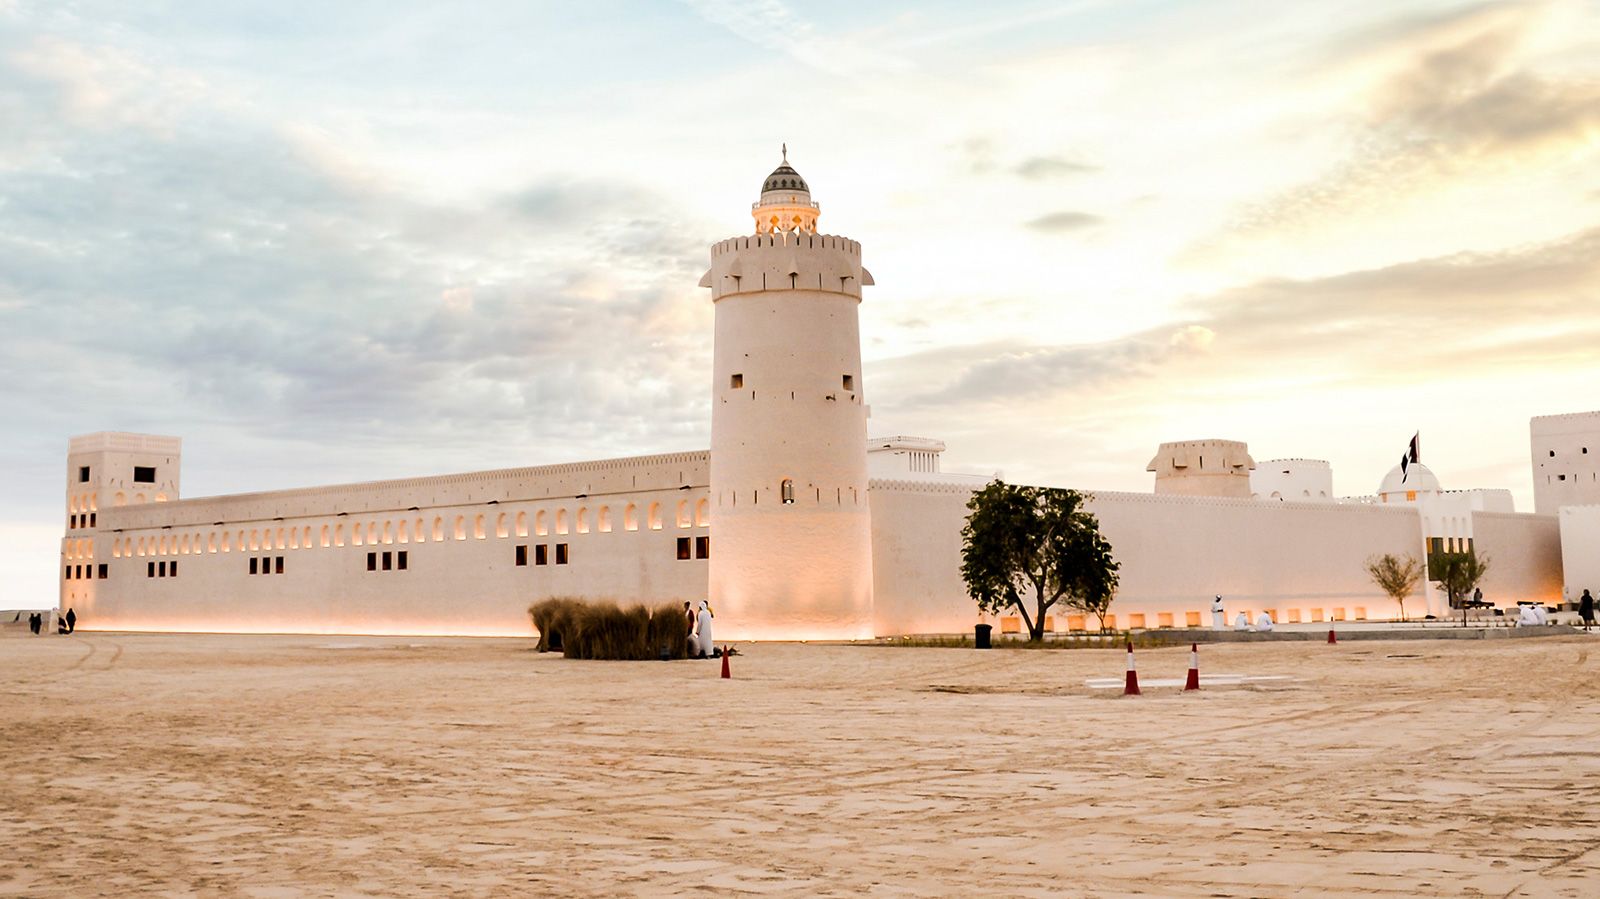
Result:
[58, 156, 1580, 638]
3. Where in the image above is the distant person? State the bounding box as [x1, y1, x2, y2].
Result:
[1233, 611, 1250, 631]
[29, 613, 41, 635]
[1256, 611, 1274, 633]
[57, 614, 68, 635]
[1211, 596, 1226, 631]
[65, 608, 76, 633]
[684, 601, 696, 637]
[1472, 587, 1483, 608]
[1581, 589, 1594, 632]
[696, 600, 714, 659]
[1517, 603, 1540, 627]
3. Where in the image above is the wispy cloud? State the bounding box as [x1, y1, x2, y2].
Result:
[1026, 210, 1103, 232]
[1014, 156, 1098, 179]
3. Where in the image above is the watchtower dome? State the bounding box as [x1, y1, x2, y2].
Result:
[702, 150, 875, 640]
[752, 144, 820, 235]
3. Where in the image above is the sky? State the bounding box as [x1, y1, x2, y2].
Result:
[3, 0, 1599, 605]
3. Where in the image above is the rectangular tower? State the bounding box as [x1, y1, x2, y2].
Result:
[61, 432, 182, 613]
[1530, 412, 1600, 514]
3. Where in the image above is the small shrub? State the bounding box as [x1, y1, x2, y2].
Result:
[528, 597, 691, 660]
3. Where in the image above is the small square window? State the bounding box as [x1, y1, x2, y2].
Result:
[535, 544, 548, 566]
[382, 551, 392, 571]
[275, 556, 284, 575]
[97, 563, 108, 580]
[842, 374, 854, 390]
[676, 536, 691, 560]
[78, 466, 90, 483]
[730, 373, 744, 389]
[555, 543, 569, 565]
[366, 552, 377, 572]
[695, 535, 710, 559]
[148, 561, 155, 578]
[515, 545, 528, 566]
[133, 466, 156, 483]
[397, 551, 408, 570]
[250, 557, 258, 575]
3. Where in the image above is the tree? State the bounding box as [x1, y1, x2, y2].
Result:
[960, 480, 1121, 641]
[1365, 553, 1424, 622]
[1432, 552, 1491, 626]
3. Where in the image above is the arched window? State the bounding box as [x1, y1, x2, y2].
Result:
[495, 513, 508, 539]
[624, 504, 638, 531]
[289, 528, 299, 549]
[515, 511, 528, 538]
[676, 500, 691, 528]
[556, 509, 568, 535]
[277, 527, 286, 549]
[114, 492, 125, 506]
[474, 514, 486, 539]
[303, 526, 312, 548]
[382, 521, 393, 544]
[433, 517, 444, 542]
[367, 522, 377, 545]
[598, 506, 612, 533]
[135, 537, 145, 557]
[352, 524, 363, 546]
[536, 510, 549, 537]
[398, 520, 409, 544]
[335, 524, 345, 547]
[154, 492, 167, 502]
[134, 493, 146, 504]
[222, 533, 232, 553]
[415, 518, 424, 542]
[210, 532, 218, 553]
[696, 498, 709, 527]
[320, 525, 330, 548]
[648, 502, 662, 530]
[454, 516, 466, 540]
[576, 507, 589, 534]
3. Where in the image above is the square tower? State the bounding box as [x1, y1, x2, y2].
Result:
[1531, 412, 1600, 514]
[61, 432, 181, 613]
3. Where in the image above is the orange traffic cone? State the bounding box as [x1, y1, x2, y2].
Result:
[1184, 642, 1200, 691]
[1123, 641, 1140, 696]
[720, 646, 731, 679]
[1327, 628, 1337, 644]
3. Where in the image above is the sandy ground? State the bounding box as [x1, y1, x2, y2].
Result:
[3, 632, 1599, 897]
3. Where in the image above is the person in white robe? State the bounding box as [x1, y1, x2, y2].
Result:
[1517, 603, 1541, 626]
[1233, 611, 1250, 631]
[1256, 611, 1274, 632]
[1211, 596, 1227, 631]
[695, 600, 714, 658]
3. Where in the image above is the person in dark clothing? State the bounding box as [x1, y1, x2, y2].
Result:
[65, 608, 76, 633]
[57, 615, 68, 635]
[29, 613, 40, 635]
[1582, 589, 1595, 633]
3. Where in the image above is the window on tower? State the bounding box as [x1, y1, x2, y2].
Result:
[79, 466, 90, 482]
[133, 466, 156, 483]
[730, 373, 744, 389]
[842, 374, 854, 391]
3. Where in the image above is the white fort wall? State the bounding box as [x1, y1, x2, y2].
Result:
[77, 451, 713, 636]
[868, 480, 1559, 634]
[1468, 511, 1563, 605]
[1557, 506, 1600, 600]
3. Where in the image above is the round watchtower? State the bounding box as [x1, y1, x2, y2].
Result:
[701, 151, 875, 640]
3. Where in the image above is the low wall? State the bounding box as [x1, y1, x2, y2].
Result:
[869, 481, 1432, 635]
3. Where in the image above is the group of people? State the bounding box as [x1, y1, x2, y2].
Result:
[1211, 596, 1274, 632]
[20, 608, 74, 635]
[684, 600, 717, 658]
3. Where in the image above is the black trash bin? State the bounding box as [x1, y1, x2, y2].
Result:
[974, 624, 993, 649]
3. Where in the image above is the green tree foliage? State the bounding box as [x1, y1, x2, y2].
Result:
[960, 480, 1121, 641]
[1365, 553, 1424, 621]
[1432, 552, 1491, 624]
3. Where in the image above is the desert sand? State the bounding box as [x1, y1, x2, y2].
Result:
[3, 631, 1598, 897]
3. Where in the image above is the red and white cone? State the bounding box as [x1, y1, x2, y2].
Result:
[720, 646, 731, 679]
[1123, 641, 1141, 696]
[1327, 628, 1337, 645]
[1184, 642, 1201, 691]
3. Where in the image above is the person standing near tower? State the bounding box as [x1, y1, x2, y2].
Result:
[1211, 595, 1226, 631]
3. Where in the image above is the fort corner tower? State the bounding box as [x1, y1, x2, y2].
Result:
[701, 151, 875, 640]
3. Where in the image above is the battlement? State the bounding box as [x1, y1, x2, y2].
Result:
[69, 432, 182, 455]
[701, 232, 874, 300]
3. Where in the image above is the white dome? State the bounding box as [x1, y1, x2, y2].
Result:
[1378, 462, 1440, 497]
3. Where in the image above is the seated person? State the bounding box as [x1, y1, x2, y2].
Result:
[1516, 603, 1541, 626]
[1255, 611, 1274, 632]
[1233, 611, 1250, 631]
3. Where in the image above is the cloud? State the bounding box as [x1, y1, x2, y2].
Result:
[678, 0, 906, 75]
[1025, 211, 1103, 233]
[1217, 2, 1600, 237]
[1014, 156, 1098, 179]
[877, 224, 1600, 410]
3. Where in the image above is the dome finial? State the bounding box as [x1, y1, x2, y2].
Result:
[781, 142, 787, 164]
